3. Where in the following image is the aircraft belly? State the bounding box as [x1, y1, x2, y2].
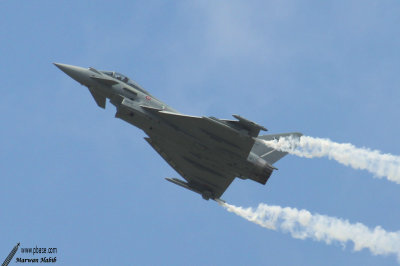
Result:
[150, 111, 255, 159]
[118, 102, 255, 163]
[115, 98, 260, 195]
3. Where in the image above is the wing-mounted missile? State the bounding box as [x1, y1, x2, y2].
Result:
[232, 114, 267, 136]
[165, 178, 220, 201]
[218, 114, 267, 137]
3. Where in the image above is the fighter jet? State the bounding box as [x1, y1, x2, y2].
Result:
[54, 63, 301, 201]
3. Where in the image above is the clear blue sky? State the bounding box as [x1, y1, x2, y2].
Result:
[1, 1, 400, 265]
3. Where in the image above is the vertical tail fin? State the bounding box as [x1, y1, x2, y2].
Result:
[252, 132, 302, 164]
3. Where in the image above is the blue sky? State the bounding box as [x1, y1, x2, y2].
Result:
[1, 1, 400, 265]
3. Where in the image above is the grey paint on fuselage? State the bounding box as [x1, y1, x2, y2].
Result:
[54, 63, 302, 201]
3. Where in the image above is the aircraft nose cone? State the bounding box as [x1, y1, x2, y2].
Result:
[53, 63, 84, 77]
[53, 62, 70, 72]
[53, 63, 90, 86]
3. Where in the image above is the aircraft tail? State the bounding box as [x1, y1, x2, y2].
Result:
[252, 132, 302, 164]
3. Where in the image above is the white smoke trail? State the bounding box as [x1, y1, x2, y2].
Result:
[218, 200, 400, 261]
[262, 136, 400, 184]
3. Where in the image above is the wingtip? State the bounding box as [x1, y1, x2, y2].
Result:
[214, 198, 226, 205]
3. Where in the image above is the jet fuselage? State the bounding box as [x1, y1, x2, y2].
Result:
[55, 63, 301, 200]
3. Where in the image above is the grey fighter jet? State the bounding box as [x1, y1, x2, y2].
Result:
[54, 63, 301, 201]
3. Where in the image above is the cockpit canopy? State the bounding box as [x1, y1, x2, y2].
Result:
[101, 71, 151, 96]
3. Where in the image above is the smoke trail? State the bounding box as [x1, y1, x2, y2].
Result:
[217, 200, 400, 261]
[262, 136, 400, 184]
